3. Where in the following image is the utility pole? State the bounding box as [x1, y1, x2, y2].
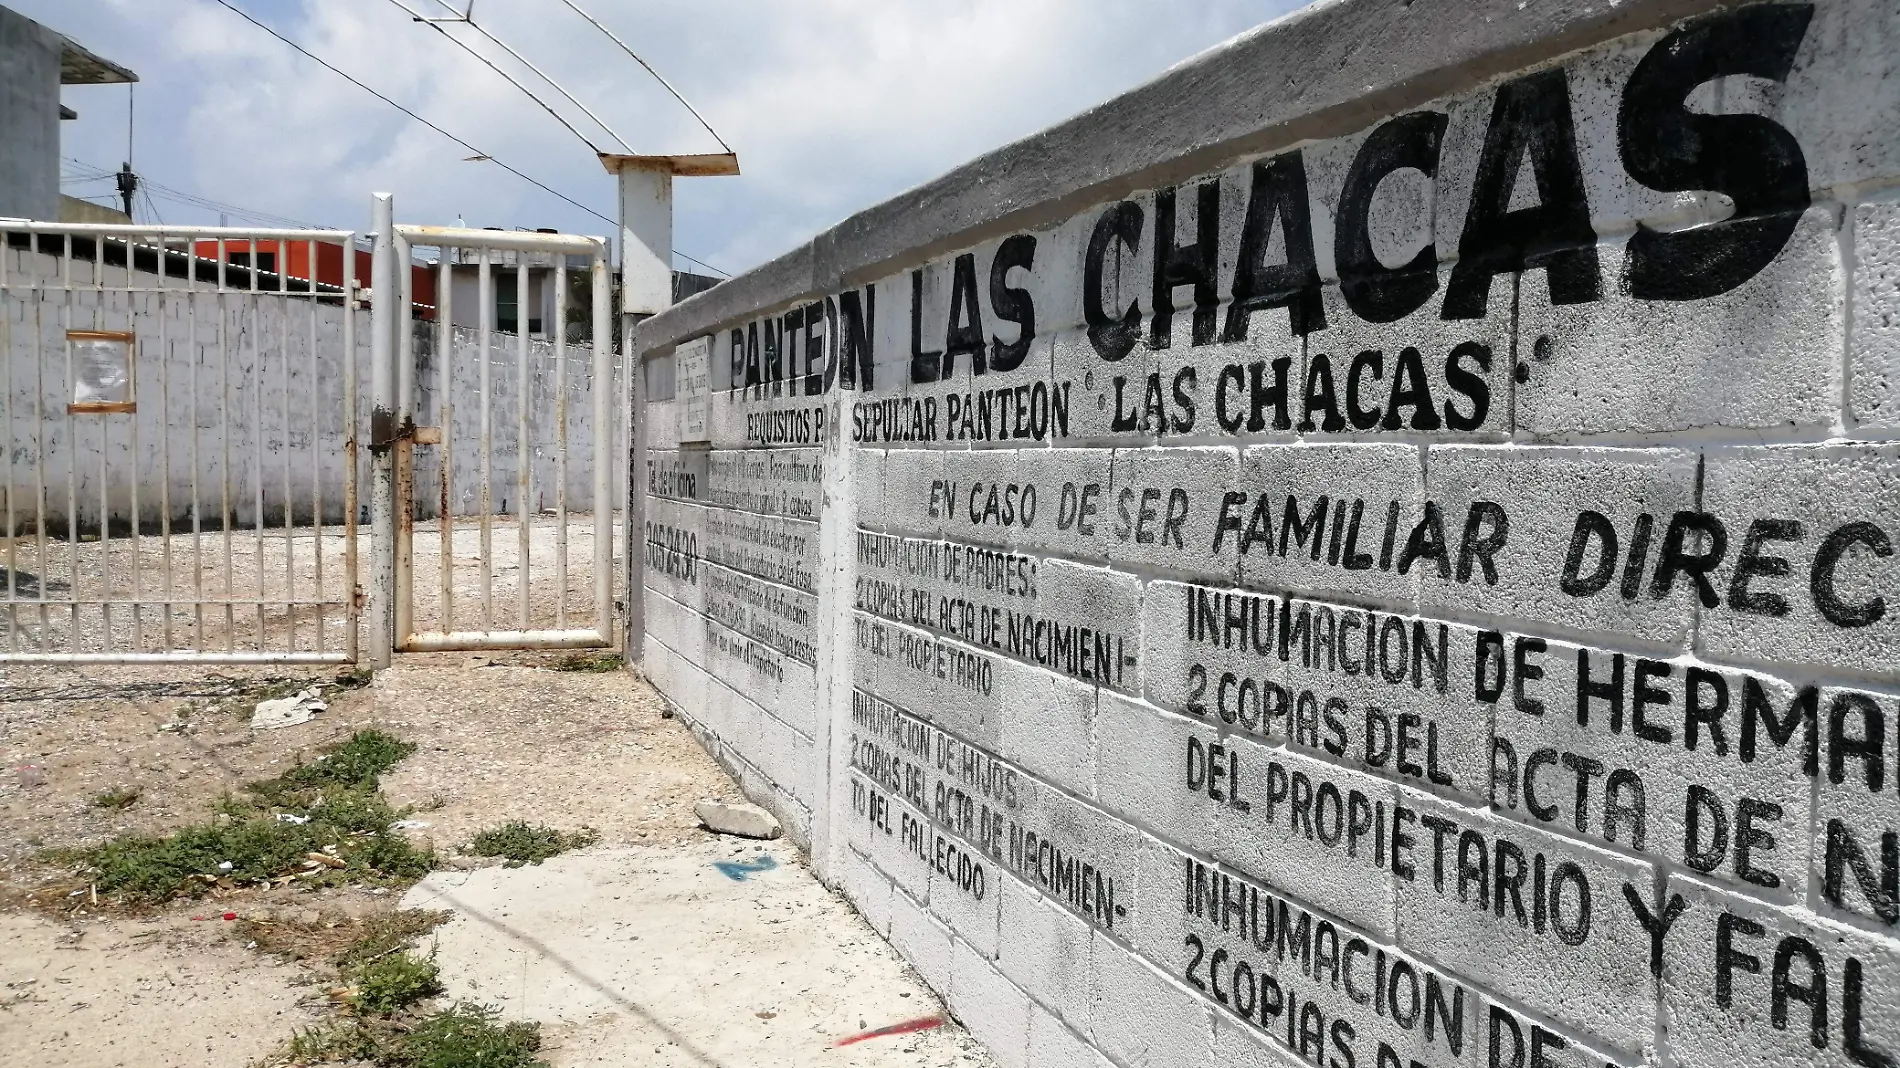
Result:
[598, 151, 737, 662]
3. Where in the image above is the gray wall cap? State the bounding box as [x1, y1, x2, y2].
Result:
[636, 0, 1729, 357]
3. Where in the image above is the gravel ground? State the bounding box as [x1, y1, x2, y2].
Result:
[0, 654, 976, 1068]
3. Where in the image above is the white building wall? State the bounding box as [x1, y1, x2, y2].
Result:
[1, 243, 616, 532]
[634, 3, 1900, 1068]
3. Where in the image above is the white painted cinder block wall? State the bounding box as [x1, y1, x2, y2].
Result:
[0, 243, 615, 530]
[632, 2, 1900, 1066]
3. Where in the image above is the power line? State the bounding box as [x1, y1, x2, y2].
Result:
[554, 0, 732, 155]
[62, 154, 325, 229]
[207, 0, 615, 228]
[206, 0, 731, 276]
[401, 0, 634, 154]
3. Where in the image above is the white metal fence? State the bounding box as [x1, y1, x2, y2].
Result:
[374, 203, 618, 655]
[0, 221, 361, 663]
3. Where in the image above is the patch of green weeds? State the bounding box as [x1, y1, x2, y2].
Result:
[274, 1004, 544, 1068]
[279, 1020, 381, 1065]
[350, 950, 443, 1015]
[550, 651, 622, 672]
[66, 730, 431, 904]
[467, 821, 598, 867]
[269, 730, 416, 793]
[388, 1003, 545, 1068]
[89, 785, 142, 810]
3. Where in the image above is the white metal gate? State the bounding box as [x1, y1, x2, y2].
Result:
[371, 199, 618, 655]
[0, 221, 362, 663]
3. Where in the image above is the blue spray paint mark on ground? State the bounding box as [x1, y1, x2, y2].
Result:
[714, 855, 778, 881]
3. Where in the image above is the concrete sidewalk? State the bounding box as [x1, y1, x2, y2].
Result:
[405, 839, 995, 1068]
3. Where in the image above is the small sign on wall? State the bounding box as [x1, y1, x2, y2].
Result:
[676, 334, 711, 443]
[67, 330, 137, 414]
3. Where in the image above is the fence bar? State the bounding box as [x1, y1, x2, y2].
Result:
[251, 298, 266, 649]
[478, 249, 493, 630]
[554, 264, 568, 630]
[281, 267, 296, 653]
[159, 232, 174, 650]
[393, 231, 415, 646]
[218, 239, 235, 652]
[62, 239, 77, 653]
[2, 247, 13, 654]
[399, 628, 608, 653]
[437, 255, 453, 635]
[308, 239, 323, 654]
[515, 261, 531, 629]
[126, 228, 143, 652]
[342, 235, 359, 663]
[33, 294, 47, 651]
[591, 250, 611, 641]
[367, 193, 396, 668]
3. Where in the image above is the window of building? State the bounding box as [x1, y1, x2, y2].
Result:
[496, 271, 518, 334]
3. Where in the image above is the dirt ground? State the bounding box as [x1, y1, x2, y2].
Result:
[0, 656, 989, 1068]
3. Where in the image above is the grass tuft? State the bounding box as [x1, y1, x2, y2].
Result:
[389, 1003, 545, 1068]
[89, 785, 142, 810]
[550, 652, 622, 673]
[467, 822, 598, 868]
[271, 1003, 544, 1068]
[350, 950, 443, 1016]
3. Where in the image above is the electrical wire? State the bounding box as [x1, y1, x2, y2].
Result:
[411, 0, 634, 153]
[381, 0, 612, 155]
[206, 0, 615, 228]
[553, 0, 732, 155]
[63, 154, 326, 229]
[207, 1, 731, 276]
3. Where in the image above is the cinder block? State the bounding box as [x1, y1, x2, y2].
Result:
[1811, 685, 1900, 929]
[996, 669, 1098, 800]
[841, 846, 895, 937]
[950, 936, 1033, 1068]
[1028, 1004, 1114, 1068]
[929, 825, 1002, 957]
[1094, 692, 1397, 938]
[1124, 832, 1194, 969]
[1107, 446, 1240, 577]
[1516, 211, 1842, 437]
[997, 873, 1095, 1033]
[1142, 581, 1494, 808]
[867, 449, 944, 537]
[1392, 786, 1656, 1051]
[890, 885, 956, 998]
[845, 769, 931, 900]
[1489, 636, 1813, 901]
[1662, 872, 1900, 1068]
[1234, 443, 1424, 608]
[1210, 1009, 1310, 1068]
[1852, 198, 1900, 431]
[1306, 263, 1512, 442]
[703, 447, 822, 519]
[1091, 942, 1213, 1068]
[1421, 445, 1700, 646]
[1697, 444, 1900, 677]
[854, 613, 1003, 752]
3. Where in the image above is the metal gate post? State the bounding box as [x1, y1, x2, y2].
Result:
[367, 193, 396, 668]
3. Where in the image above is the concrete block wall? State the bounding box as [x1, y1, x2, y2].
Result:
[631, 2, 1900, 1067]
[0, 241, 372, 532]
[1, 245, 617, 532]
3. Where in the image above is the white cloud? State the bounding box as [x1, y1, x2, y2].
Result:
[30, 0, 1304, 275]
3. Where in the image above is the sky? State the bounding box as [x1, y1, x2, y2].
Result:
[27, 0, 1306, 278]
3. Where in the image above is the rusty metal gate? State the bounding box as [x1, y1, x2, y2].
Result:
[0, 221, 362, 663]
[369, 196, 618, 656]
